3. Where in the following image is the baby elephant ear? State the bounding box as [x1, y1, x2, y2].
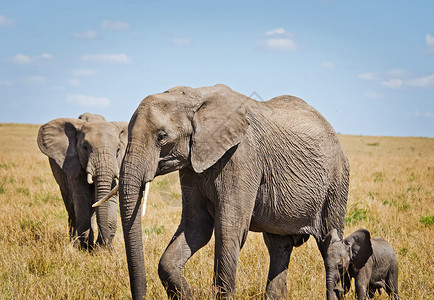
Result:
[320, 228, 341, 258]
[191, 92, 250, 173]
[344, 228, 373, 269]
[37, 118, 84, 177]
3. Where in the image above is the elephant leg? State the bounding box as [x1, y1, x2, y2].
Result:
[49, 159, 77, 240]
[386, 269, 400, 300]
[73, 200, 93, 249]
[158, 183, 214, 299]
[343, 271, 352, 294]
[213, 199, 255, 298]
[263, 233, 294, 300]
[59, 187, 76, 240]
[69, 176, 94, 250]
[354, 277, 369, 300]
[61, 189, 77, 240]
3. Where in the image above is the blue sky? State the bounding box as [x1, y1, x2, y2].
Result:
[1, 0, 433, 137]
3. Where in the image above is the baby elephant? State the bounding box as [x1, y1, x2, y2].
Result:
[322, 228, 399, 300]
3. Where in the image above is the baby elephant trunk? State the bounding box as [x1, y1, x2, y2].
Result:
[326, 275, 342, 300]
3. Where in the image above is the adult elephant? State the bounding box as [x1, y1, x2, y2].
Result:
[118, 85, 349, 299]
[38, 113, 128, 250]
[78, 112, 107, 122]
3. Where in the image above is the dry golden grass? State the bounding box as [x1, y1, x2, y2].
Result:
[0, 123, 432, 299]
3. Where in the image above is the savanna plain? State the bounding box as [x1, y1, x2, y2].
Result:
[0, 123, 432, 299]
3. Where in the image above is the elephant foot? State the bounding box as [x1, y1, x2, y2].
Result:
[159, 264, 194, 299]
[96, 236, 114, 249]
[74, 238, 94, 251]
[72, 228, 95, 251]
[265, 275, 287, 300]
[214, 287, 235, 300]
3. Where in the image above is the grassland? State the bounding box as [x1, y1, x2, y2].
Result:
[0, 123, 432, 299]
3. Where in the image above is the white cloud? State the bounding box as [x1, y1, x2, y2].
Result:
[259, 28, 298, 52]
[74, 30, 99, 40]
[265, 28, 287, 36]
[12, 54, 31, 65]
[23, 76, 46, 85]
[81, 53, 132, 64]
[406, 111, 434, 119]
[358, 72, 379, 81]
[423, 111, 433, 118]
[11, 53, 54, 65]
[387, 69, 406, 77]
[265, 38, 297, 52]
[67, 94, 110, 107]
[0, 15, 15, 27]
[358, 69, 434, 90]
[426, 34, 434, 52]
[39, 53, 54, 60]
[381, 79, 402, 88]
[321, 61, 335, 69]
[172, 37, 192, 47]
[69, 79, 80, 86]
[0, 80, 12, 86]
[406, 74, 434, 88]
[101, 20, 130, 30]
[71, 69, 97, 76]
[361, 69, 434, 89]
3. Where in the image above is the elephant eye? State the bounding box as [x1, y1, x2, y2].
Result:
[116, 146, 121, 157]
[157, 131, 168, 144]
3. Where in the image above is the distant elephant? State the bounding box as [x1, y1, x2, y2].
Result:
[322, 228, 400, 300]
[38, 113, 128, 249]
[78, 112, 106, 122]
[117, 84, 349, 299]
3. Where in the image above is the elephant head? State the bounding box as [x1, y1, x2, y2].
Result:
[78, 112, 106, 122]
[38, 117, 128, 247]
[118, 84, 249, 298]
[321, 228, 373, 300]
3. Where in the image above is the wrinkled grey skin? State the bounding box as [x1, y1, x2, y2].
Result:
[38, 113, 128, 250]
[322, 228, 399, 300]
[119, 84, 349, 299]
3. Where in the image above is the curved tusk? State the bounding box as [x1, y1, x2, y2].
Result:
[92, 184, 119, 207]
[142, 182, 150, 216]
[87, 173, 93, 184]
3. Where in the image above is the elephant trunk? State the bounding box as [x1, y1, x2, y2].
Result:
[94, 173, 117, 245]
[119, 147, 152, 299]
[89, 150, 119, 246]
[326, 272, 340, 300]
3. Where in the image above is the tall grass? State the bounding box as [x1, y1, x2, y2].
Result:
[0, 124, 432, 299]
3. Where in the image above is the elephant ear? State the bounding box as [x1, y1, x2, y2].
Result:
[320, 228, 341, 258]
[191, 92, 250, 173]
[112, 121, 129, 157]
[37, 118, 85, 177]
[344, 228, 373, 269]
